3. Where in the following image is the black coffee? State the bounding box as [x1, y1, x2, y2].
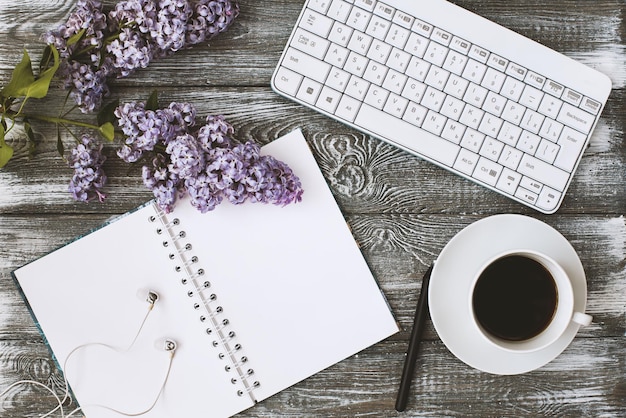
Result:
[472, 255, 558, 341]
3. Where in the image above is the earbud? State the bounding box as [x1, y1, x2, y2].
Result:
[137, 289, 159, 306]
[146, 291, 159, 305]
[155, 338, 177, 353]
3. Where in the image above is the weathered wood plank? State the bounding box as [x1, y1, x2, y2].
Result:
[1, 88, 624, 216]
[0, 336, 623, 416]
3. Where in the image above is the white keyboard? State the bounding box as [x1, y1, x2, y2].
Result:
[271, 0, 612, 213]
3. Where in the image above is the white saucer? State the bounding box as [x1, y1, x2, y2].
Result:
[428, 214, 588, 375]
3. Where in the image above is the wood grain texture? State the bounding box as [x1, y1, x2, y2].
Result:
[0, 0, 624, 416]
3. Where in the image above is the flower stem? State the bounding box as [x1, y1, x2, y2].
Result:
[25, 114, 101, 131]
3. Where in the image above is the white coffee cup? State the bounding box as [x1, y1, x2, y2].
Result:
[469, 249, 592, 353]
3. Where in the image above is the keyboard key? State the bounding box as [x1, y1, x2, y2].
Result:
[423, 42, 448, 67]
[519, 85, 544, 111]
[412, 19, 433, 37]
[557, 102, 595, 134]
[442, 119, 466, 144]
[345, 74, 370, 100]
[543, 79, 564, 98]
[481, 67, 506, 92]
[501, 76, 525, 101]
[325, 44, 350, 67]
[363, 60, 388, 85]
[462, 59, 487, 84]
[393, 10, 414, 29]
[316, 86, 342, 113]
[554, 126, 587, 172]
[515, 187, 538, 205]
[538, 95, 563, 119]
[402, 102, 428, 127]
[479, 137, 504, 161]
[355, 0, 377, 12]
[431, 27, 452, 46]
[327, 0, 351, 23]
[355, 103, 460, 167]
[386, 24, 411, 49]
[347, 7, 372, 31]
[273, 67, 303, 96]
[387, 47, 411, 72]
[374, 2, 394, 18]
[581, 97, 602, 115]
[364, 84, 389, 109]
[536, 139, 559, 164]
[326, 67, 351, 91]
[348, 31, 373, 55]
[473, 157, 503, 186]
[301, 8, 334, 38]
[454, 148, 479, 176]
[421, 86, 445, 112]
[562, 88, 583, 106]
[442, 50, 468, 76]
[406, 56, 430, 81]
[366, 15, 391, 40]
[487, 53, 508, 72]
[520, 109, 544, 134]
[382, 69, 408, 94]
[449, 36, 471, 54]
[345, 51, 368, 76]
[524, 71, 546, 89]
[506, 62, 527, 80]
[309, 0, 332, 14]
[291, 28, 330, 60]
[498, 145, 523, 170]
[496, 168, 522, 195]
[518, 154, 569, 191]
[520, 176, 543, 194]
[404, 32, 429, 58]
[296, 77, 323, 104]
[469, 45, 489, 63]
[367, 39, 391, 64]
[282, 47, 331, 83]
[401, 79, 426, 103]
[383, 93, 409, 118]
[335, 94, 362, 122]
[328, 21, 353, 46]
[537, 187, 562, 212]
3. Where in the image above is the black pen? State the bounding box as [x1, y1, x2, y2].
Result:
[395, 263, 433, 412]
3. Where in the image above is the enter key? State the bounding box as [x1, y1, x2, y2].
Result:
[554, 126, 589, 172]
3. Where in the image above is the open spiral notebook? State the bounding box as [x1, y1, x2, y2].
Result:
[12, 129, 399, 417]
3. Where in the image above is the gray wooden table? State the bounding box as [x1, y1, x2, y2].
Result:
[1, 0, 624, 416]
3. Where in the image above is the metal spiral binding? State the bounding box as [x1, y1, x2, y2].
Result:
[149, 206, 261, 402]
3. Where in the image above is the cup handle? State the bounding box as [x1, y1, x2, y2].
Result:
[572, 311, 593, 326]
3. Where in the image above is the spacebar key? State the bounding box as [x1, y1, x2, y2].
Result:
[354, 104, 460, 167]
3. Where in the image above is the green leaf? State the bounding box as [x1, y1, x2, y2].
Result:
[66, 28, 86, 47]
[26, 45, 60, 99]
[0, 50, 36, 99]
[56, 127, 64, 158]
[0, 46, 60, 100]
[98, 122, 115, 142]
[146, 90, 159, 111]
[0, 125, 14, 168]
[97, 99, 120, 127]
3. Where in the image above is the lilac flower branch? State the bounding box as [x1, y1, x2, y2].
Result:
[0, 0, 305, 212]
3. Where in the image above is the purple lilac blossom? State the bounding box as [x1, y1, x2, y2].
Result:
[46, 0, 240, 112]
[115, 101, 303, 212]
[68, 135, 108, 203]
[142, 153, 180, 213]
[166, 133, 206, 180]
